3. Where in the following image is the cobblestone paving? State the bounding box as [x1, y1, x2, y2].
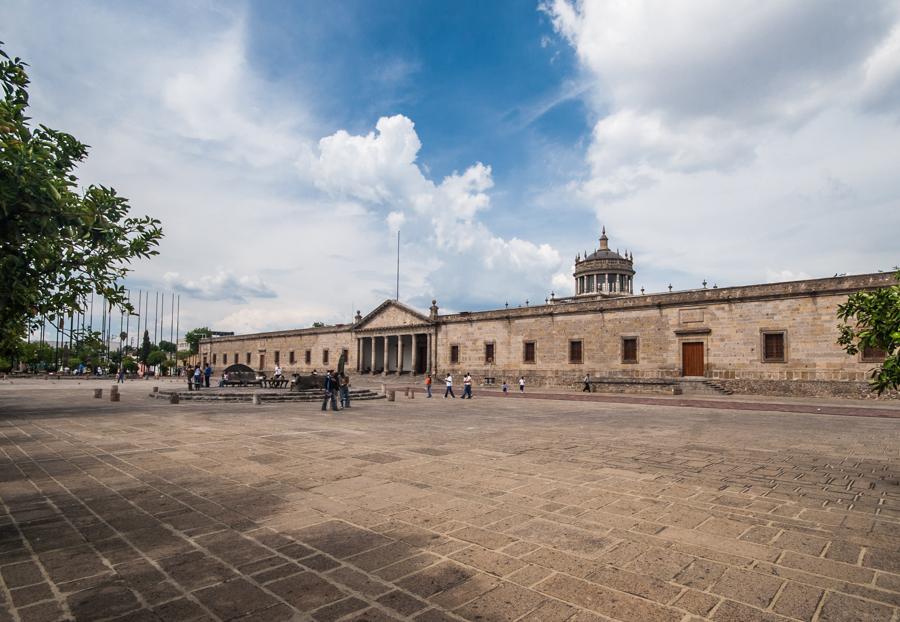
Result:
[1, 380, 898, 622]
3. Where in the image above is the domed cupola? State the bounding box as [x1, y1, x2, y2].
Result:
[573, 227, 635, 296]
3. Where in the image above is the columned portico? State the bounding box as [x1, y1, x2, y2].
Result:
[351, 300, 436, 376]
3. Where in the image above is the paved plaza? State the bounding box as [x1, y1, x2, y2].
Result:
[1, 380, 898, 622]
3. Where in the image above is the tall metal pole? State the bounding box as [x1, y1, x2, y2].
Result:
[88, 291, 94, 333]
[106, 299, 112, 364]
[125, 290, 131, 356]
[175, 295, 180, 372]
[159, 293, 165, 346]
[154, 291, 159, 344]
[396, 229, 400, 301]
[170, 292, 175, 345]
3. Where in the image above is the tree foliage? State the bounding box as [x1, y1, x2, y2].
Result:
[158, 340, 177, 353]
[837, 271, 900, 394]
[0, 43, 163, 356]
[146, 350, 168, 366]
[139, 330, 152, 364]
[184, 327, 211, 354]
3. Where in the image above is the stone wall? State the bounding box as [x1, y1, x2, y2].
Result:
[201, 326, 355, 375]
[436, 287, 884, 386]
[717, 378, 899, 400]
[198, 272, 896, 398]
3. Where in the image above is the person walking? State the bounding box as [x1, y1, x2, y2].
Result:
[444, 373, 456, 398]
[502, 379, 508, 396]
[193, 365, 202, 390]
[462, 373, 473, 399]
[582, 373, 591, 392]
[519, 376, 525, 393]
[340, 374, 351, 408]
[204, 363, 212, 388]
[425, 374, 433, 398]
[321, 371, 338, 411]
[117, 367, 125, 384]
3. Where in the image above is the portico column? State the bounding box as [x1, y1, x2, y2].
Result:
[398, 335, 405, 373]
[356, 338, 361, 372]
[382, 336, 389, 374]
[411, 334, 419, 375]
[370, 337, 376, 373]
[426, 333, 432, 374]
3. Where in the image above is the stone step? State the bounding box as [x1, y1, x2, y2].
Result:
[679, 378, 733, 395]
[151, 389, 385, 403]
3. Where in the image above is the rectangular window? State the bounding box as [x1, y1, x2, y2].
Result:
[484, 343, 494, 364]
[861, 345, 887, 362]
[234, 352, 239, 365]
[622, 338, 638, 364]
[289, 351, 295, 364]
[305, 350, 311, 364]
[323, 349, 329, 364]
[259, 354, 265, 370]
[274, 350, 280, 364]
[569, 340, 583, 364]
[245, 352, 251, 365]
[762, 332, 785, 362]
[450, 345, 459, 364]
[341, 348, 349, 364]
[212, 353, 217, 365]
[223, 353, 228, 365]
[523, 341, 536, 364]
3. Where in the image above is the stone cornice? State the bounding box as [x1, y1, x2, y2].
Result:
[436, 272, 895, 324]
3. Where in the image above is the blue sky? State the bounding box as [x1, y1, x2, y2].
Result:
[5, 1, 900, 336]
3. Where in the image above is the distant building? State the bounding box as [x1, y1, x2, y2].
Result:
[200, 229, 895, 398]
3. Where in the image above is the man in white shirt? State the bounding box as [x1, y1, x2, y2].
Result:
[444, 374, 456, 398]
[462, 373, 473, 399]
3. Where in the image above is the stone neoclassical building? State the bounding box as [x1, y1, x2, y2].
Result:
[200, 230, 895, 398]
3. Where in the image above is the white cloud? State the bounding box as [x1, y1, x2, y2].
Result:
[544, 0, 900, 291]
[303, 115, 567, 305]
[5, 3, 572, 336]
[163, 271, 277, 303]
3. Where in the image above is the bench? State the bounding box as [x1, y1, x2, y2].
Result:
[222, 371, 263, 387]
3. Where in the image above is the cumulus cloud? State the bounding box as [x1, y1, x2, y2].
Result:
[164, 271, 277, 303]
[302, 115, 568, 304]
[543, 0, 900, 290]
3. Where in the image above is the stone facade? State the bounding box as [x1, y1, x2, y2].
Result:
[199, 272, 896, 399]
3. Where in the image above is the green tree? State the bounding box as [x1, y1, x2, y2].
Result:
[311, 322, 325, 328]
[184, 327, 211, 354]
[0, 44, 163, 357]
[177, 350, 192, 366]
[121, 355, 138, 373]
[837, 271, 900, 394]
[139, 330, 152, 364]
[158, 340, 177, 353]
[146, 350, 167, 367]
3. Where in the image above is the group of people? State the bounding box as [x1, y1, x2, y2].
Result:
[187, 363, 212, 390]
[423, 374, 526, 398]
[321, 370, 351, 411]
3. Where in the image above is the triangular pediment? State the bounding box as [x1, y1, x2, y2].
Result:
[355, 300, 431, 331]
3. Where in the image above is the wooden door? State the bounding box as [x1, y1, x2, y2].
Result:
[259, 354, 265, 371]
[682, 342, 704, 376]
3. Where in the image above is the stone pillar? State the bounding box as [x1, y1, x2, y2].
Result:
[411, 334, 419, 375]
[426, 333, 432, 374]
[398, 335, 405, 373]
[356, 338, 361, 372]
[382, 335, 389, 375]
[370, 337, 376, 373]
